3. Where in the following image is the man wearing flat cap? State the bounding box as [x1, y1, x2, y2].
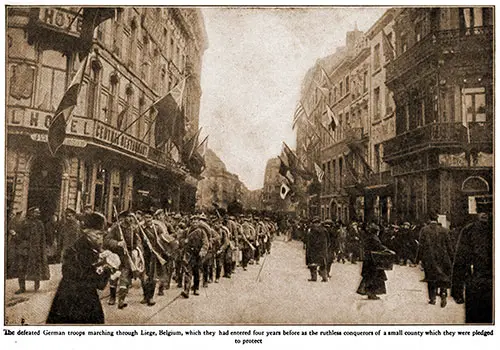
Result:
[451, 197, 493, 323]
[47, 212, 112, 324]
[14, 207, 50, 294]
[104, 210, 142, 309]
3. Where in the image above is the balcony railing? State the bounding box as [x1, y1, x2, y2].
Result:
[387, 26, 493, 83]
[383, 122, 467, 160]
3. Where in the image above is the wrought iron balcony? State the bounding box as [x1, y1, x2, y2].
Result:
[383, 122, 467, 161]
[387, 26, 493, 83]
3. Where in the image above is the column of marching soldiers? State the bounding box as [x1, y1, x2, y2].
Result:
[93, 209, 277, 308]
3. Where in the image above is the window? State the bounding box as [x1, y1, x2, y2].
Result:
[373, 43, 381, 70]
[339, 157, 343, 188]
[385, 88, 393, 115]
[374, 144, 381, 174]
[400, 33, 408, 53]
[415, 21, 423, 42]
[107, 74, 119, 125]
[339, 82, 343, 97]
[333, 86, 337, 102]
[345, 76, 350, 93]
[332, 160, 336, 190]
[373, 87, 381, 120]
[463, 87, 487, 122]
[87, 60, 101, 119]
[363, 71, 368, 93]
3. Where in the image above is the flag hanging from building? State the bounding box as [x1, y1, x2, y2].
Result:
[326, 105, 339, 132]
[153, 78, 186, 149]
[280, 182, 291, 200]
[292, 102, 307, 129]
[47, 55, 89, 156]
[196, 135, 209, 158]
[183, 127, 202, 161]
[278, 155, 295, 184]
[314, 162, 325, 183]
[315, 80, 330, 98]
[382, 29, 395, 62]
[282, 142, 313, 181]
[320, 66, 332, 87]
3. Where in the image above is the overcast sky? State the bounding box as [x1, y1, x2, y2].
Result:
[198, 7, 387, 190]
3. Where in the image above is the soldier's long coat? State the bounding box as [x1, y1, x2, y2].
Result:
[305, 223, 329, 266]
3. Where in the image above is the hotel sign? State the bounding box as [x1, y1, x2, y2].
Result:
[37, 8, 83, 38]
[7, 106, 149, 158]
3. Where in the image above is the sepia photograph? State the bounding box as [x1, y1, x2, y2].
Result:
[2, 3, 494, 334]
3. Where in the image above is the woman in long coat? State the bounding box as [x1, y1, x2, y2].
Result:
[356, 223, 393, 300]
[46, 212, 112, 324]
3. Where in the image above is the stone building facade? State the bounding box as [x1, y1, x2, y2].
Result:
[6, 7, 208, 222]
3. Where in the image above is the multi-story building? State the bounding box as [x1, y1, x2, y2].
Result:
[6, 7, 208, 222]
[383, 7, 493, 226]
[295, 9, 399, 224]
[196, 149, 247, 212]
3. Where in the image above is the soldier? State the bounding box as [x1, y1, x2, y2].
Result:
[14, 207, 50, 294]
[200, 214, 217, 288]
[173, 217, 188, 288]
[323, 219, 336, 278]
[137, 210, 167, 306]
[240, 216, 257, 270]
[214, 218, 232, 281]
[104, 210, 143, 309]
[305, 217, 329, 282]
[154, 209, 175, 295]
[181, 214, 209, 298]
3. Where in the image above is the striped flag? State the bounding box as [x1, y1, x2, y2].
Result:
[314, 162, 325, 183]
[326, 105, 339, 132]
[292, 102, 306, 129]
[48, 55, 89, 156]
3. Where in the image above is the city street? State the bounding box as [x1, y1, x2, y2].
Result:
[5, 236, 465, 325]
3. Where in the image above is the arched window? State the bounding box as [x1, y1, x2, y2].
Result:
[87, 59, 102, 119]
[107, 73, 119, 125]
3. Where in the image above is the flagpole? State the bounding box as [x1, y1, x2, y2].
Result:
[112, 75, 190, 145]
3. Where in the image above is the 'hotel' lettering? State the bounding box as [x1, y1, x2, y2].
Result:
[30, 112, 39, 127]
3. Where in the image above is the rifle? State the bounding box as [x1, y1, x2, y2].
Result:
[112, 205, 142, 275]
[132, 213, 167, 265]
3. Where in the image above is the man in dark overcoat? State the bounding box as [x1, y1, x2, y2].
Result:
[305, 217, 329, 282]
[451, 200, 493, 323]
[14, 207, 50, 294]
[419, 212, 454, 307]
[46, 212, 112, 324]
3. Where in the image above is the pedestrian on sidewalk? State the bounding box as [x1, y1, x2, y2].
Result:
[418, 212, 454, 307]
[356, 222, 394, 300]
[47, 212, 114, 324]
[14, 207, 50, 294]
[451, 199, 493, 323]
[305, 217, 329, 282]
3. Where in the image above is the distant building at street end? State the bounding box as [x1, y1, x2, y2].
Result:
[196, 149, 249, 212]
